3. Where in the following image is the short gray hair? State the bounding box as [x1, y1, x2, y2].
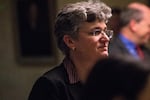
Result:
[54, 0, 112, 55]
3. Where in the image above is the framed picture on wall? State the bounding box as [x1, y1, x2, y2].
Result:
[15, 0, 58, 65]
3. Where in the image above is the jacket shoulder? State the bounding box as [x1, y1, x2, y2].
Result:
[42, 63, 68, 83]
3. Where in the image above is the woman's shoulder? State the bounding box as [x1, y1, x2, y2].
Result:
[40, 63, 68, 83]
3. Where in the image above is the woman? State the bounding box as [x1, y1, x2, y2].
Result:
[28, 0, 112, 100]
[83, 56, 150, 100]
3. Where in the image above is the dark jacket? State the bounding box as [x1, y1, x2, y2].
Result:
[28, 63, 83, 100]
[109, 36, 150, 62]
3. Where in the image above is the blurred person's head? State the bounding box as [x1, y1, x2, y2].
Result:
[120, 2, 150, 45]
[54, 0, 112, 62]
[83, 56, 150, 100]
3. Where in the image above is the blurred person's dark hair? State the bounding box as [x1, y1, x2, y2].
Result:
[83, 56, 150, 100]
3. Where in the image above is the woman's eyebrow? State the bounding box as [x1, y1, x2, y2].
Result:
[91, 27, 107, 30]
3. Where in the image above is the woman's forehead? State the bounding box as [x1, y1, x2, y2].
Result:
[79, 20, 107, 30]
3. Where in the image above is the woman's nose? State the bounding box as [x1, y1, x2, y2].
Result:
[99, 33, 110, 42]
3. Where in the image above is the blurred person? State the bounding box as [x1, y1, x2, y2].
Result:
[83, 56, 150, 100]
[109, 2, 150, 61]
[28, 0, 112, 100]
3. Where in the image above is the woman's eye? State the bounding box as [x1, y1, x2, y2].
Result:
[88, 29, 102, 36]
[93, 30, 101, 36]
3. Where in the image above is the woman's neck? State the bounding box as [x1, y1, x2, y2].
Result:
[69, 54, 96, 83]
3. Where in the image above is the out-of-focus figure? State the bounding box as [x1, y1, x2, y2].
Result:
[83, 56, 150, 100]
[109, 2, 150, 61]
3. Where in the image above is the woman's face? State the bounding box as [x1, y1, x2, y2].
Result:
[73, 19, 110, 62]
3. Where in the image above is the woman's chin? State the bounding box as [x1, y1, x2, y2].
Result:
[98, 52, 109, 59]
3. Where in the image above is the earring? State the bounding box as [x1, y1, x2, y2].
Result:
[72, 47, 76, 51]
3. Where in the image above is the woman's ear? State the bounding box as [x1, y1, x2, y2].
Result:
[63, 35, 76, 50]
